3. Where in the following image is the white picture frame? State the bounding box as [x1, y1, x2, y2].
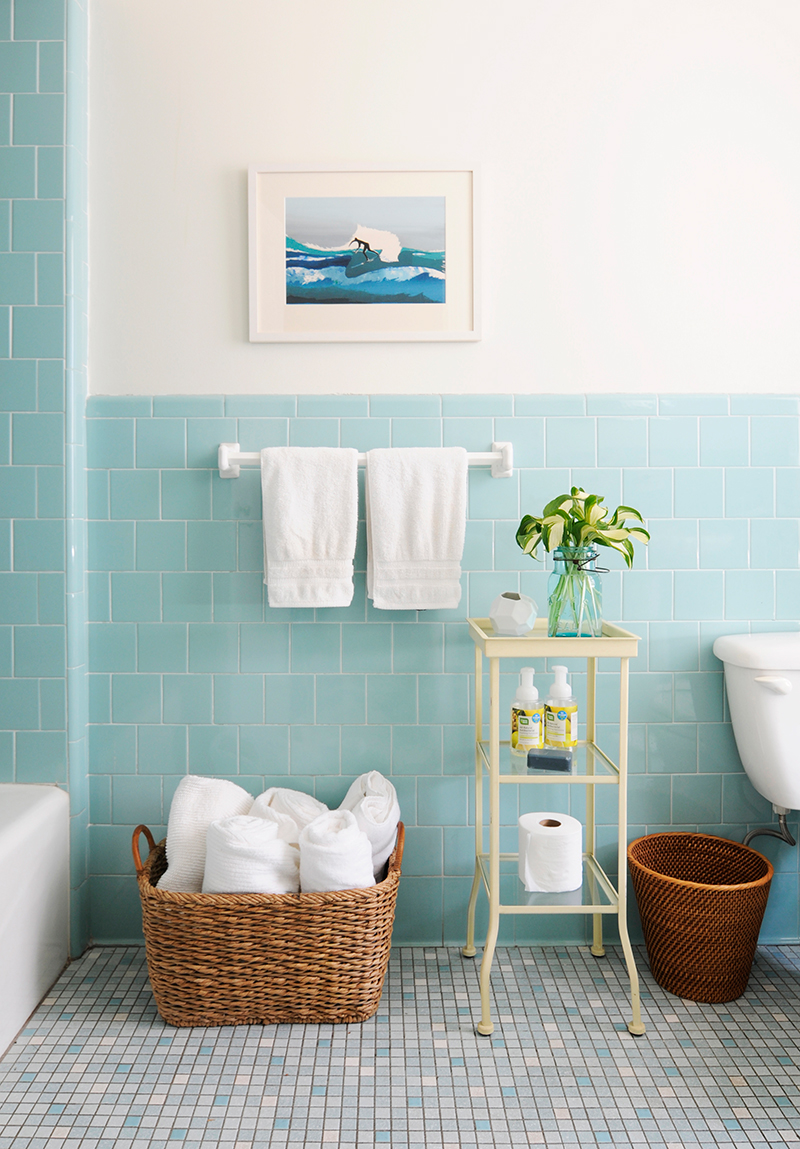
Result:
[248, 164, 480, 342]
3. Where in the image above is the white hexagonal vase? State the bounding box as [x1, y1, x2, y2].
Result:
[489, 592, 538, 636]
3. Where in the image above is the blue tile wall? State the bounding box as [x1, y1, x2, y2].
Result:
[83, 394, 800, 945]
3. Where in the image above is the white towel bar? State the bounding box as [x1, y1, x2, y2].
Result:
[218, 441, 514, 479]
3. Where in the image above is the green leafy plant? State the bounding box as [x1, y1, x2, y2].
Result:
[516, 488, 649, 569]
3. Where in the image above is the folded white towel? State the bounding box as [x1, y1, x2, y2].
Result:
[202, 815, 300, 894]
[298, 810, 375, 893]
[261, 446, 359, 608]
[250, 788, 328, 841]
[340, 771, 400, 875]
[365, 447, 468, 610]
[157, 776, 253, 892]
[247, 803, 300, 845]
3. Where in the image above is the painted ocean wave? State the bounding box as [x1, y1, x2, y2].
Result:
[286, 238, 445, 304]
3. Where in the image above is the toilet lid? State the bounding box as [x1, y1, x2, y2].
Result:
[713, 631, 800, 670]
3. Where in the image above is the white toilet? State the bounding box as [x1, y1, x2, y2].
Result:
[713, 631, 800, 813]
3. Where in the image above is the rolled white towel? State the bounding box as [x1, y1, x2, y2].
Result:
[340, 771, 400, 875]
[202, 816, 300, 895]
[250, 787, 328, 835]
[248, 803, 300, 845]
[157, 776, 253, 893]
[298, 810, 375, 894]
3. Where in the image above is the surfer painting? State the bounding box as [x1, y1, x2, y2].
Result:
[285, 195, 445, 304]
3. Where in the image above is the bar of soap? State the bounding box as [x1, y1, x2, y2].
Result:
[527, 748, 573, 773]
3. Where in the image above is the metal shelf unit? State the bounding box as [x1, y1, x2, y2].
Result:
[463, 617, 645, 1037]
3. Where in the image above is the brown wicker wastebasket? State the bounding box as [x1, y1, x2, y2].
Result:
[133, 822, 404, 1027]
[627, 832, 773, 1004]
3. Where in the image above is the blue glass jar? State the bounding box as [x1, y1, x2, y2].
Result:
[547, 546, 603, 637]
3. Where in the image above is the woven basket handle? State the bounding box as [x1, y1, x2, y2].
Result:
[394, 821, 405, 868]
[132, 825, 157, 875]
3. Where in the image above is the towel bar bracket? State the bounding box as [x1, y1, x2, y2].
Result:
[218, 441, 514, 479]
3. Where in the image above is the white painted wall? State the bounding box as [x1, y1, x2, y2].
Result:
[89, 0, 800, 394]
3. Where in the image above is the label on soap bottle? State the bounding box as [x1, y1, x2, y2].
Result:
[511, 705, 545, 753]
[545, 703, 578, 748]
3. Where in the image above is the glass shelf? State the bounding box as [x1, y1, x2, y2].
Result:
[477, 740, 619, 782]
[476, 853, 618, 912]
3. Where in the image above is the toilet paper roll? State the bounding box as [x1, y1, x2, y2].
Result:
[518, 812, 583, 893]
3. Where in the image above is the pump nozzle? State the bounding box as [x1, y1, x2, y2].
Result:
[549, 665, 572, 700]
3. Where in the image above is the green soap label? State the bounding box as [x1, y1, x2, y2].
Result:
[545, 702, 578, 747]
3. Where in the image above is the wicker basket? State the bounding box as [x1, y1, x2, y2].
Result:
[628, 832, 773, 1004]
[132, 821, 404, 1027]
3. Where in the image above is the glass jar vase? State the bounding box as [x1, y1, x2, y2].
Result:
[547, 546, 603, 637]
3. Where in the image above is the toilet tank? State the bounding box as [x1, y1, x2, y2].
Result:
[713, 632, 800, 811]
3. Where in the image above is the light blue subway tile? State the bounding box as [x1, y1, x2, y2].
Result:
[646, 519, 697, 570]
[112, 674, 160, 724]
[14, 0, 64, 38]
[646, 723, 697, 773]
[36, 146, 62, 198]
[214, 674, 263, 724]
[675, 672, 723, 722]
[89, 773, 111, 821]
[622, 469, 672, 519]
[674, 467, 723, 518]
[289, 418, 338, 447]
[761, 873, 799, 942]
[163, 674, 212, 724]
[700, 620, 748, 670]
[390, 418, 441, 448]
[724, 468, 774, 518]
[0, 677, 38, 727]
[392, 623, 443, 673]
[240, 623, 289, 673]
[110, 573, 160, 622]
[14, 624, 64, 677]
[417, 777, 467, 826]
[698, 723, 742, 773]
[109, 470, 159, 520]
[0, 145, 34, 196]
[722, 772, 771, 823]
[730, 395, 799, 415]
[622, 571, 672, 621]
[36, 360, 64, 411]
[568, 469, 622, 510]
[265, 674, 313, 724]
[137, 623, 186, 673]
[13, 94, 63, 146]
[239, 725, 289, 774]
[86, 418, 134, 468]
[672, 774, 721, 824]
[161, 470, 211, 520]
[698, 519, 748, 570]
[86, 397, 151, 418]
[212, 469, 261, 521]
[153, 397, 223, 418]
[725, 570, 774, 620]
[658, 395, 728, 415]
[519, 468, 571, 519]
[340, 725, 390, 773]
[0, 518, 10, 569]
[596, 417, 647, 467]
[88, 725, 136, 775]
[188, 623, 239, 672]
[462, 520, 494, 571]
[188, 726, 238, 775]
[187, 521, 236, 571]
[515, 395, 585, 416]
[627, 773, 671, 824]
[628, 673, 672, 723]
[370, 395, 440, 418]
[442, 417, 493, 452]
[0, 465, 35, 516]
[0, 250, 34, 302]
[545, 418, 595, 468]
[340, 418, 390, 451]
[112, 773, 162, 824]
[0, 359, 36, 407]
[443, 624, 475, 674]
[402, 827, 443, 876]
[0, 627, 9, 676]
[289, 725, 340, 775]
[367, 674, 417, 724]
[226, 396, 296, 417]
[39, 679, 64, 730]
[468, 467, 519, 520]
[37, 571, 64, 623]
[12, 305, 63, 357]
[37, 252, 63, 304]
[442, 396, 513, 417]
[0, 414, 7, 464]
[10, 201, 62, 251]
[12, 411, 63, 464]
[776, 571, 800, 620]
[0, 572, 37, 622]
[15, 731, 66, 783]
[38, 40, 64, 93]
[419, 673, 469, 724]
[236, 417, 288, 452]
[136, 522, 185, 572]
[648, 417, 698, 467]
[776, 469, 800, 517]
[316, 674, 366, 724]
[443, 724, 474, 775]
[750, 519, 799, 570]
[673, 571, 723, 620]
[342, 622, 391, 672]
[587, 396, 657, 416]
[469, 571, 518, 617]
[36, 466, 63, 518]
[492, 417, 543, 469]
[699, 417, 748, 466]
[14, 518, 63, 569]
[162, 572, 212, 622]
[291, 622, 340, 673]
[137, 726, 186, 776]
[751, 416, 799, 466]
[298, 396, 368, 417]
[136, 419, 185, 468]
[392, 725, 442, 775]
[185, 417, 236, 468]
[213, 571, 263, 622]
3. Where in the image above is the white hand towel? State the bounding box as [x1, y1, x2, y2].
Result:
[298, 810, 376, 893]
[339, 770, 400, 875]
[157, 776, 253, 892]
[202, 815, 300, 894]
[365, 447, 468, 610]
[247, 802, 300, 845]
[250, 787, 328, 837]
[261, 446, 358, 608]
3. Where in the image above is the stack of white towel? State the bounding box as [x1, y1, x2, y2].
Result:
[157, 772, 400, 895]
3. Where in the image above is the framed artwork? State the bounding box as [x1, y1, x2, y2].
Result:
[248, 165, 479, 342]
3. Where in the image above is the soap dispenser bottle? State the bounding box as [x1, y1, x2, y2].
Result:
[510, 668, 545, 757]
[545, 665, 578, 748]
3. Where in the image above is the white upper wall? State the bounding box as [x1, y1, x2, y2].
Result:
[89, 0, 800, 394]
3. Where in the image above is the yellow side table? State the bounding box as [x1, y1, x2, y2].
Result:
[463, 617, 646, 1037]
